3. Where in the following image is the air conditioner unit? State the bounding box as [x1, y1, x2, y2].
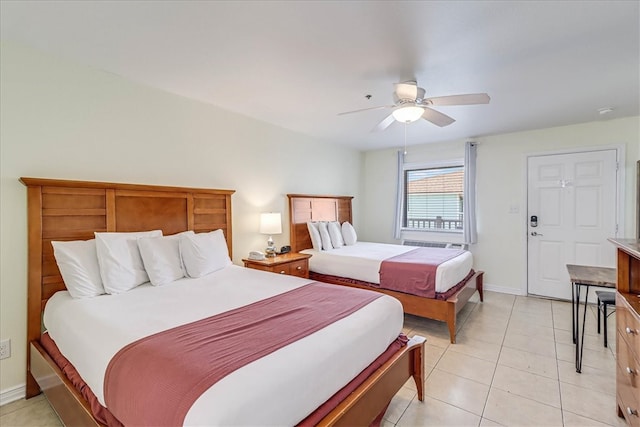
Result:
[402, 240, 447, 248]
[402, 240, 468, 250]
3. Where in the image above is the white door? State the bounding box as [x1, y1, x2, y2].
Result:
[527, 149, 618, 300]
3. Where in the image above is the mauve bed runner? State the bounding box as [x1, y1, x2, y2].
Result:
[103, 282, 383, 426]
[379, 247, 466, 298]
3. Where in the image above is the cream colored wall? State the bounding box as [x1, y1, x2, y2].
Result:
[361, 117, 639, 294]
[0, 42, 361, 395]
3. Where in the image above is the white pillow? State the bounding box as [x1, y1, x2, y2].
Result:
[318, 221, 334, 251]
[307, 222, 322, 251]
[95, 230, 162, 294]
[138, 231, 194, 286]
[342, 221, 357, 246]
[179, 229, 232, 278]
[328, 221, 345, 248]
[51, 239, 104, 299]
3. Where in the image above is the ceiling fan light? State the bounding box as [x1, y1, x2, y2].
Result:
[392, 106, 424, 123]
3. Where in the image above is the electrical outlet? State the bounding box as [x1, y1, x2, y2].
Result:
[0, 339, 11, 360]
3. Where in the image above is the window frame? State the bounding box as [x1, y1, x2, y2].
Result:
[401, 158, 465, 234]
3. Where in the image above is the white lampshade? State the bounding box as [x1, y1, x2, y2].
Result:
[259, 212, 282, 235]
[392, 106, 424, 123]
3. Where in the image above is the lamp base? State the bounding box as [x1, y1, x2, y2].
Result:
[265, 235, 277, 257]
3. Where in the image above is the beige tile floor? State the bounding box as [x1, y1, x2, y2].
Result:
[0, 291, 626, 426]
[384, 291, 625, 427]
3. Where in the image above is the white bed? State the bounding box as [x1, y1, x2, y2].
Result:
[44, 264, 403, 426]
[301, 241, 474, 294]
[24, 178, 426, 426]
[287, 193, 484, 344]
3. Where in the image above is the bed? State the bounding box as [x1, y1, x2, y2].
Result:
[22, 177, 426, 427]
[287, 194, 484, 344]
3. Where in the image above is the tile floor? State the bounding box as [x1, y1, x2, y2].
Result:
[384, 291, 625, 427]
[0, 291, 626, 426]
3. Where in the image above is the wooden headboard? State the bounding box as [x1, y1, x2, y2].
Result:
[21, 177, 234, 394]
[287, 194, 353, 253]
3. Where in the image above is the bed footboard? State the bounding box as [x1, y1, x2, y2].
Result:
[446, 270, 484, 343]
[30, 341, 103, 427]
[318, 335, 426, 426]
[29, 336, 425, 427]
[310, 271, 484, 344]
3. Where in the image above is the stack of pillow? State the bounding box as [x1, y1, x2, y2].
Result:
[51, 229, 232, 299]
[307, 221, 357, 251]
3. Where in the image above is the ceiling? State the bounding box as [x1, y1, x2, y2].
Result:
[1, 1, 638, 151]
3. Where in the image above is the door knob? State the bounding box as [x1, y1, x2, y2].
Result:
[530, 231, 544, 236]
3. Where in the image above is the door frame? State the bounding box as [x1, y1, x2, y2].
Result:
[522, 144, 626, 296]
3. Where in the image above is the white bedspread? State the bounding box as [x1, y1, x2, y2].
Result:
[302, 241, 473, 293]
[43, 265, 403, 426]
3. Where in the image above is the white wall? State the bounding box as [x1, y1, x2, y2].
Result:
[361, 117, 639, 294]
[0, 42, 361, 396]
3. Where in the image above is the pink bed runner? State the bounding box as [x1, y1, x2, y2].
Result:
[379, 247, 465, 298]
[104, 282, 383, 426]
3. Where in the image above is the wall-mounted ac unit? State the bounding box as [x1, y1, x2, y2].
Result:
[402, 240, 468, 250]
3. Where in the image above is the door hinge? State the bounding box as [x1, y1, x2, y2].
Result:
[616, 224, 619, 234]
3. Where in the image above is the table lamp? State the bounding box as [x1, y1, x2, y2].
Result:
[260, 212, 282, 257]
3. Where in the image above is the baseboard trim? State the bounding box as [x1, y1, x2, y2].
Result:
[484, 282, 526, 296]
[0, 383, 26, 407]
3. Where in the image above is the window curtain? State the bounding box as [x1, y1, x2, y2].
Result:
[463, 141, 478, 244]
[393, 150, 405, 239]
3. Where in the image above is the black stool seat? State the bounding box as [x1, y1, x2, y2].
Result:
[595, 290, 616, 347]
[596, 290, 616, 304]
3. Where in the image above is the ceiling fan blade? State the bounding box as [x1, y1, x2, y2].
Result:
[394, 82, 419, 100]
[426, 93, 490, 106]
[422, 107, 456, 127]
[337, 105, 391, 116]
[371, 113, 395, 132]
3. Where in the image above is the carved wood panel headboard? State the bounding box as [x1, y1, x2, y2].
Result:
[287, 194, 353, 253]
[21, 177, 235, 383]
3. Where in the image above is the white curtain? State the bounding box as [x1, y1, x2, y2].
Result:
[393, 150, 405, 239]
[463, 141, 478, 244]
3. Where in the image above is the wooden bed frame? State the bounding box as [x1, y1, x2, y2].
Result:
[287, 194, 484, 344]
[22, 177, 425, 427]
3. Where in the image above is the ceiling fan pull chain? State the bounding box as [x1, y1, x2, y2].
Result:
[404, 122, 408, 155]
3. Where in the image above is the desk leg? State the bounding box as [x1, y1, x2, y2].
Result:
[572, 283, 576, 344]
[576, 284, 590, 374]
[574, 283, 580, 372]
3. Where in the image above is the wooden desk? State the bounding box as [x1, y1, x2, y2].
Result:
[566, 264, 616, 373]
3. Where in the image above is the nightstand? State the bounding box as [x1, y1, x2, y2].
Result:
[242, 252, 311, 278]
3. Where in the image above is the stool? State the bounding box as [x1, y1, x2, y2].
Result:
[596, 290, 616, 347]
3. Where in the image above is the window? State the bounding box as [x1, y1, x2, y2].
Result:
[403, 164, 464, 232]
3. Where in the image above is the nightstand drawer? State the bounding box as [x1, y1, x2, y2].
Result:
[288, 259, 308, 278]
[271, 264, 290, 275]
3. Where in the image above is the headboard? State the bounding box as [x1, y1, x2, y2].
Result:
[21, 177, 234, 386]
[287, 194, 353, 253]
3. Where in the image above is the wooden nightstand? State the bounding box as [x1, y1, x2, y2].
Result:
[242, 252, 311, 278]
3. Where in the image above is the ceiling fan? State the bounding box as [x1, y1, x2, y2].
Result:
[339, 81, 490, 132]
